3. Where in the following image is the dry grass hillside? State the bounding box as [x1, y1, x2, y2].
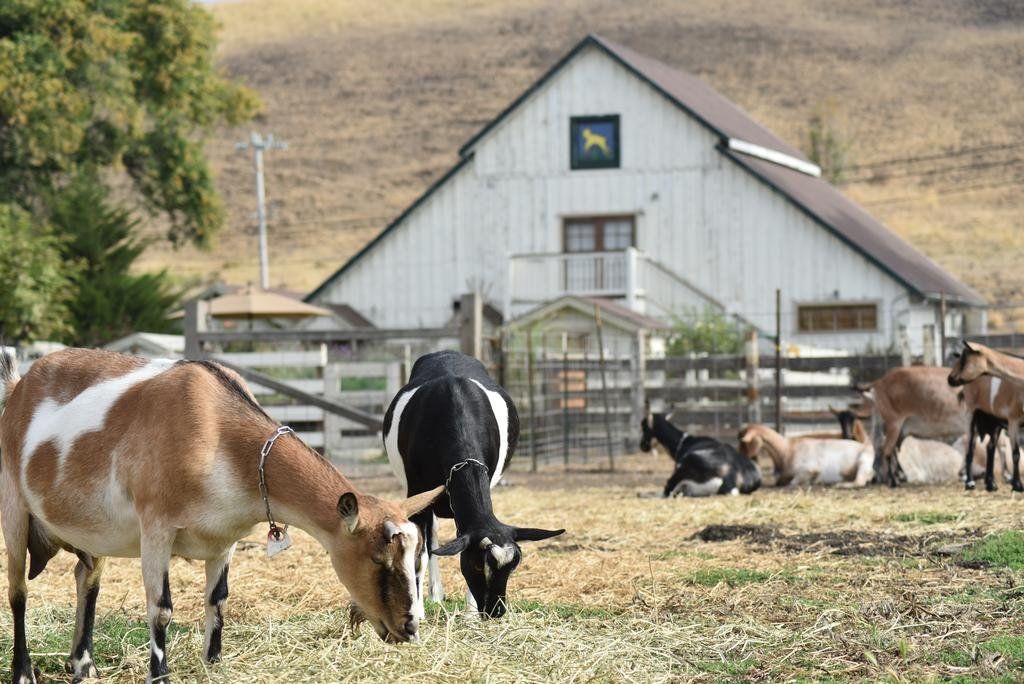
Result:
[138, 0, 1024, 324]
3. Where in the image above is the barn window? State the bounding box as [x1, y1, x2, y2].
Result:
[797, 303, 878, 332]
[563, 216, 635, 253]
[570, 115, 620, 169]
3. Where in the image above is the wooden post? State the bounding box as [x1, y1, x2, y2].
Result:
[744, 328, 761, 424]
[774, 288, 782, 433]
[922, 325, 936, 366]
[939, 292, 947, 364]
[459, 292, 483, 359]
[562, 332, 570, 467]
[183, 298, 208, 360]
[632, 328, 647, 440]
[526, 327, 538, 473]
[899, 325, 912, 366]
[401, 344, 412, 384]
[594, 305, 615, 471]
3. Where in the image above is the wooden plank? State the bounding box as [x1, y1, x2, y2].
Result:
[249, 379, 324, 395]
[337, 362, 392, 378]
[265, 405, 324, 422]
[646, 356, 745, 372]
[215, 350, 326, 367]
[208, 355, 383, 430]
[197, 327, 455, 344]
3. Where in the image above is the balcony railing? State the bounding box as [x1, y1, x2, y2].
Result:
[507, 249, 639, 316]
[505, 248, 741, 325]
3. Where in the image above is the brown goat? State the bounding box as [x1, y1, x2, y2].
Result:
[856, 366, 966, 486]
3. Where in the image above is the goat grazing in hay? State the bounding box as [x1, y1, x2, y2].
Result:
[384, 351, 563, 620]
[856, 366, 967, 486]
[738, 425, 874, 488]
[0, 349, 443, 684]
[639, 404, 761, 497]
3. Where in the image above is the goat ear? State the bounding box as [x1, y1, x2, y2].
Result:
[828, 404, 838, 415]
[337, 492, 360, 533]
[962, 339, 975, 352]
[401, 484, 444, 517]
[431, 534, 471, 556]
[513, 527, 565, 542]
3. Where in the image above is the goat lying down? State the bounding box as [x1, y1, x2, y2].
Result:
[640, 408, 760, 497]
[739, 425, 875, 488]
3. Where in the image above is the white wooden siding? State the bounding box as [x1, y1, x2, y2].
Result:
[315, 45, 934, 353]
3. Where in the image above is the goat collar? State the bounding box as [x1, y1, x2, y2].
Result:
[445, 458, 489, 492]
[258, 425, 295, 543]
[444, 459, 489, 518]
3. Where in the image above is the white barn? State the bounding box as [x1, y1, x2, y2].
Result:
[307, 34, 984, 354]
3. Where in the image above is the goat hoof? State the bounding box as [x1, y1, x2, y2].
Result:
[1012, 481, 1024, 493]
[965, 481, 976, 490]
[986, 483, 998, 492]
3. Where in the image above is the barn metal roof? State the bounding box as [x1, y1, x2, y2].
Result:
[308, 34, 983, 307]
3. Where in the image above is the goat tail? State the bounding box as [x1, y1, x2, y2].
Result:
[0, 348, 19, 415]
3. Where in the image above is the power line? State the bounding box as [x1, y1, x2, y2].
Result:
[861, 174, 1024, 206]
[848, 140, 1024, 172]
[842, 157, 1024, 185]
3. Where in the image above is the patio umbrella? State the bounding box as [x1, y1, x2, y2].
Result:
[206, 285, 334, 319]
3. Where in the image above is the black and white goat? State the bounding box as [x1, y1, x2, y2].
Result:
[384, 351, 564, 619]
[639, 404, 761, 496]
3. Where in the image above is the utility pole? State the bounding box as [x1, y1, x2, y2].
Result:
[236, 131, 287, 289]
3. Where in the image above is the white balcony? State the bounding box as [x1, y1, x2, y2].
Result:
[506, 248, 728, 322]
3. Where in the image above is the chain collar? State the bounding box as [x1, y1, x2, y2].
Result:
[444, 459, 488, 519]
[259, 425, 294, 541]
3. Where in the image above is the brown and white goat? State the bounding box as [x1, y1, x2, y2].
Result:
[856, 366, 967, 485]
[738, 425, 875, 488]
[947, 373, 1024, 492]
[0, 349, 443, 683]
[949, 340, 1024, 390]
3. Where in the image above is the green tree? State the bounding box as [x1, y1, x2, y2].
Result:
[0, 204, 78, 343]
[49, 176, 182, 347]
[668, 307, 743, 355]
[0, 0, 259, 247]
[806, 101, 851, 184]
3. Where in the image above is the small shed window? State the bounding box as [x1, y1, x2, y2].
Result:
[570, 115, 620, 169]
[797, 303, 878, 332]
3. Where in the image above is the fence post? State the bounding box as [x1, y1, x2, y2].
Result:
[526, 327, 538, 473]
[922, 325, 936, 366]
[899, 325, 912, 366]
[459, 291, 483, 359]
[323, 363, 343, 460]
[594, 305, 615, 471]
[562, 332, 570, 467]
[745, 329, 761, 424]
[939, 292, 947, 364]
[183, 298, 208, 360]
[774, 288, 782, 433]
[632, 328, 646, 442]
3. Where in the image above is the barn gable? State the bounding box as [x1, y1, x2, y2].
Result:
[307, 33, 982, 349]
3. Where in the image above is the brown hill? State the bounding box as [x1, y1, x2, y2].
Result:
[137, 0, 1024, 324]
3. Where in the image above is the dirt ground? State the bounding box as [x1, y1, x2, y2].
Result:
[1, 453, 1022, 682]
